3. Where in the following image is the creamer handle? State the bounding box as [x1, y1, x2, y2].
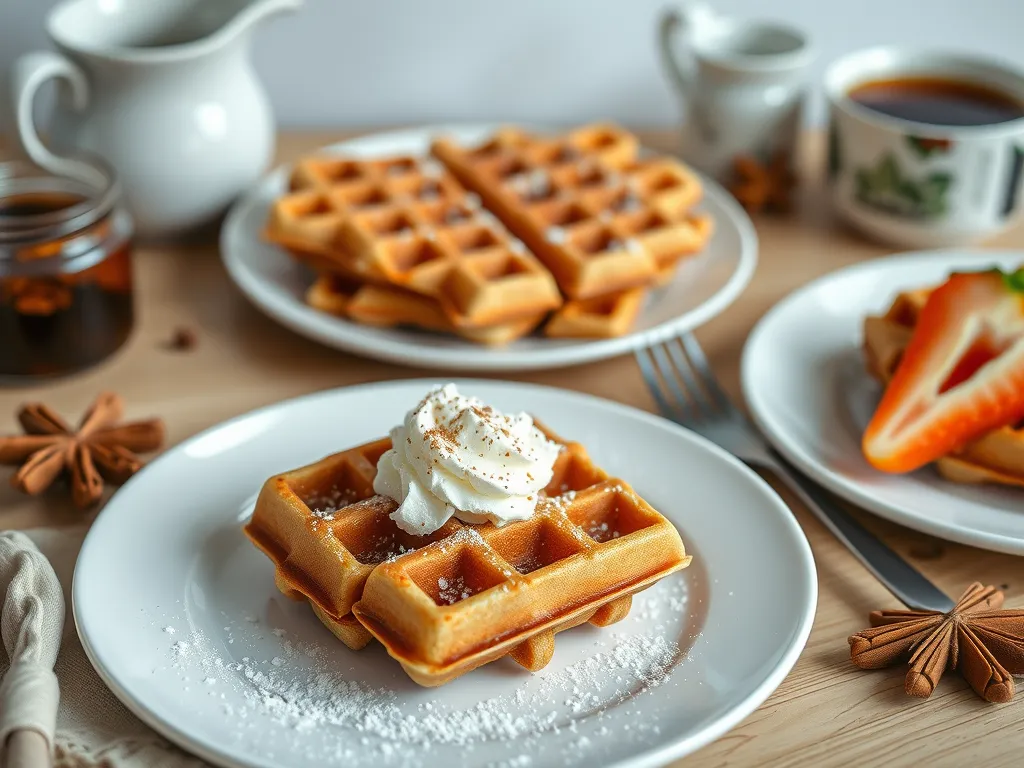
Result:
[9, 50, 106, 188]
[658, 3, 721, 103]
[659, 9, 692, 99]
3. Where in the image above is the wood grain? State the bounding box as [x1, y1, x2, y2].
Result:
[2, 130, 1024, 768]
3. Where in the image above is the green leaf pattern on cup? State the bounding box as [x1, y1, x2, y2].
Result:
[855, 152, 954, 219]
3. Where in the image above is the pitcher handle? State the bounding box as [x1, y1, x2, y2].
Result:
[9, 50, 106, 188]
[658, 8, 694, 100]
[659, 3, 722, 101]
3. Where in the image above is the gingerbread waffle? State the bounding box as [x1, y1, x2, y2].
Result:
[266, 154, 456, 277]
[864, 289, 1024, 488]
[264, 125, 714, 341]
[243, 425, 614, 653]
[431, 123, 713, 300]
[544, 288, 647, 339]
[352, 477, 688, 686]
[265, 153, 561, 329]
[305, 275, 545, 345]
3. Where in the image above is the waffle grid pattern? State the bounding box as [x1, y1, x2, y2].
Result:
[267, 155, 561, 330]
[244, 426, 689, 685]
[352, 476, 687, 685]
[244, 426, 608, 636]
[263, 124, 714, 342]
[432, 124, 713, 302]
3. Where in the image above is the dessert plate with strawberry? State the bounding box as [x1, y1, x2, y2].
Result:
[743, 250, 1024, 554]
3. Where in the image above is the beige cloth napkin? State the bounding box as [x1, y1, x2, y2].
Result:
[0, 531, 62, 752]
[0, 527, 205, 768]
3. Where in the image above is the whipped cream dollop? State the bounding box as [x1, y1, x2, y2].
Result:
[373, 384, 560, 534]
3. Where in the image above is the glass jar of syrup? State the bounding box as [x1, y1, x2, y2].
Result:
[0, 160, 134, 379]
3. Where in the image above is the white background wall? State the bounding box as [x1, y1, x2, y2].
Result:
[1, 0, 1022, 129]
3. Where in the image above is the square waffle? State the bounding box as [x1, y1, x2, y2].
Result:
[305, 275, 546, 345]
[431, 123, 713, 300]
[264, 125, 714, 342]
[243, 425, 615, 653]
[864, 289, 1024, 488]
[265, 153, 562, 329]
[352, 477, 689, 686]
[266, 153, 459, 276]
[544, 288, 647, 339]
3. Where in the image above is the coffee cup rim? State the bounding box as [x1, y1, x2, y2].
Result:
[825, 46, 1024, 137]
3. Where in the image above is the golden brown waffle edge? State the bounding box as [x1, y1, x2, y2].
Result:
[244, 425, 690, 683]
[264, 124, 715, 342]
[430, 123, 709, 299]
[351, 477, 689, 686]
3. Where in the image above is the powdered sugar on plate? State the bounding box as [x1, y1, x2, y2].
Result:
[161, 566, 698, 767]
[232, 629, 675, 748]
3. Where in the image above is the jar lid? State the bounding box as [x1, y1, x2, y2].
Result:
[0, 157, 123, 247]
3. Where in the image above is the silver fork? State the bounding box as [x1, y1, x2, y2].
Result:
[636, 333, 954, 613]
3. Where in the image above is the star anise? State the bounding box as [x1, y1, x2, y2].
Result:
[0, 393, 165, 508]
[728, 151, 795, 214]
[849, 583, 1024, 702]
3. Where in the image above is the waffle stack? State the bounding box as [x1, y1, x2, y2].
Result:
[433, 124, 713, 338]
[864, 289, 1024, 488]
[263, 124, 714, 342]
[265, 153, 561, 343]
[244, 426, 690, 686]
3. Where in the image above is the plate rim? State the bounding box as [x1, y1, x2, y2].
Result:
[219, 123, 758, 372]
[741, 248, 1024, 554]
[73, 378, 817, 768]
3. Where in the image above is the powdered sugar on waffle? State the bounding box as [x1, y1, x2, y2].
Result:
[303, 485, 363, 516]
[507, 169, 552, 202]
[437, 575, 475, 604]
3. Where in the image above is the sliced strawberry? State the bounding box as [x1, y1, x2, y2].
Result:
[863, 268, 1024, 473]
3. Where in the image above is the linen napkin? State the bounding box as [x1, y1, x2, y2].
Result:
[0, 527, 204, 768]
[0, 531, 62, 753]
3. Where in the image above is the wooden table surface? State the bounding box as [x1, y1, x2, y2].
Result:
[3, 130, 1024, 767]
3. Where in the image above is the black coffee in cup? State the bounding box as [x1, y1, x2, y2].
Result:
[848, 77, 1024, 127]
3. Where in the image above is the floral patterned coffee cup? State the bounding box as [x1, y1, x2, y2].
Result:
[826, 48, 1024, 247]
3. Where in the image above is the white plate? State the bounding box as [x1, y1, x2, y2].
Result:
[74, 380, 815, 768]
[220, 125, 757, 371]
[743, 250, 1024, 554]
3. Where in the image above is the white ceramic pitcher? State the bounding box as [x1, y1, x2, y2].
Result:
[10, 0, 302, 238]
[658, 2, 814, 181]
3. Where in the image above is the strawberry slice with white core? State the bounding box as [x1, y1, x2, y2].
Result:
[863, 269, 1024, 473]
